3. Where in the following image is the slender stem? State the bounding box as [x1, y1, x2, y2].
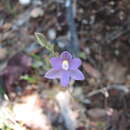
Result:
[65, 0, 79, 56]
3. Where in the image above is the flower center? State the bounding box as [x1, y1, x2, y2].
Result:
[62, 60, 69, 70]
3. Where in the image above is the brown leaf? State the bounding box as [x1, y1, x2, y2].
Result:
[0, 52, 32, 94]
[106, 110, 129, 130]
[7, 52, 32, 67]
[87, 108, 107, 120]
[103, 61, 127, 83]
[83, 63, 101, 79]
[0, 47, 7, 60]
[0, 23, 12, 31]
[76, 126, 86, 130]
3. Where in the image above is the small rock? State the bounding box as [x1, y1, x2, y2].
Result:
[73, 87, 83, 98]
[83, 63, 101, 79]
[109, 1, 115, 6]
[90, 15, 95, 25]
[57, 36, 68, 48]
[47, 29, 56, 40]
[82, 19, 88, 24]
[0, 47, 7, 60]
[103, 61, 127, 83]
[31, 7, 44, 18]
[19, 0, 31, 5]
[58, 41, 66, 48]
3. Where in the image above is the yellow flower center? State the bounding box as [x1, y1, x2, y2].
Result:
[62, 60, 69, 70]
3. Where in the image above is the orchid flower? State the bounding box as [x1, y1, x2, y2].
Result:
[45, 51, 85, 87]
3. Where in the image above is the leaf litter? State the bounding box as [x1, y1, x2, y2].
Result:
[0, 0, 130, 130]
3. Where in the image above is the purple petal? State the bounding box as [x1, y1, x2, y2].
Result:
[44, 69, 61, 79]
[60, 51, 72, 61]
[60, 70, 70, 87]
[70, 69, 85, 80]
[70, 58, 81, 70]
[50, 57, 61, 69]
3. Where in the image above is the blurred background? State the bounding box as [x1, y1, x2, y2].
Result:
[0, 0, 130, 130]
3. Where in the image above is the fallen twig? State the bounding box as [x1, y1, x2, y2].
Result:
[87, 84, 129, 98]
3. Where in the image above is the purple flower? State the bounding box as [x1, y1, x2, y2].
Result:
[44, 51, 85, 87]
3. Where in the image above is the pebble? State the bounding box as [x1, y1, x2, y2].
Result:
[19, 0, 31, 5]
[47, 29, 56, 40]
[30, 7, 44, 18]
[57, 41, 66, 48]
[0, 47, 7, 60]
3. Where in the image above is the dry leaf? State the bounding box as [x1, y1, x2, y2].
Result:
[0, 52, 32, 94]
[83, 63, 101, 79]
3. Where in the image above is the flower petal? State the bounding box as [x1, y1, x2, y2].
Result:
[70, 69, 85, 80]
[60, 51, 72, 61]
[70, 58, 81, 69]
[60, 70, 70, 87]
[50, 57, 61, 69]
[44, 69, 61, 79]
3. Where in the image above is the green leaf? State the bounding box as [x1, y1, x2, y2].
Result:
[0, 87, 4, 96]
[20, 75, 37, 84]
[35, 32, 54, 52]
[79, 52, 86, 59]
[31, 53, 42, 61]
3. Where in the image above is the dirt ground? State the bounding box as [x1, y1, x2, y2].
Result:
[0, 0, 130, 130]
